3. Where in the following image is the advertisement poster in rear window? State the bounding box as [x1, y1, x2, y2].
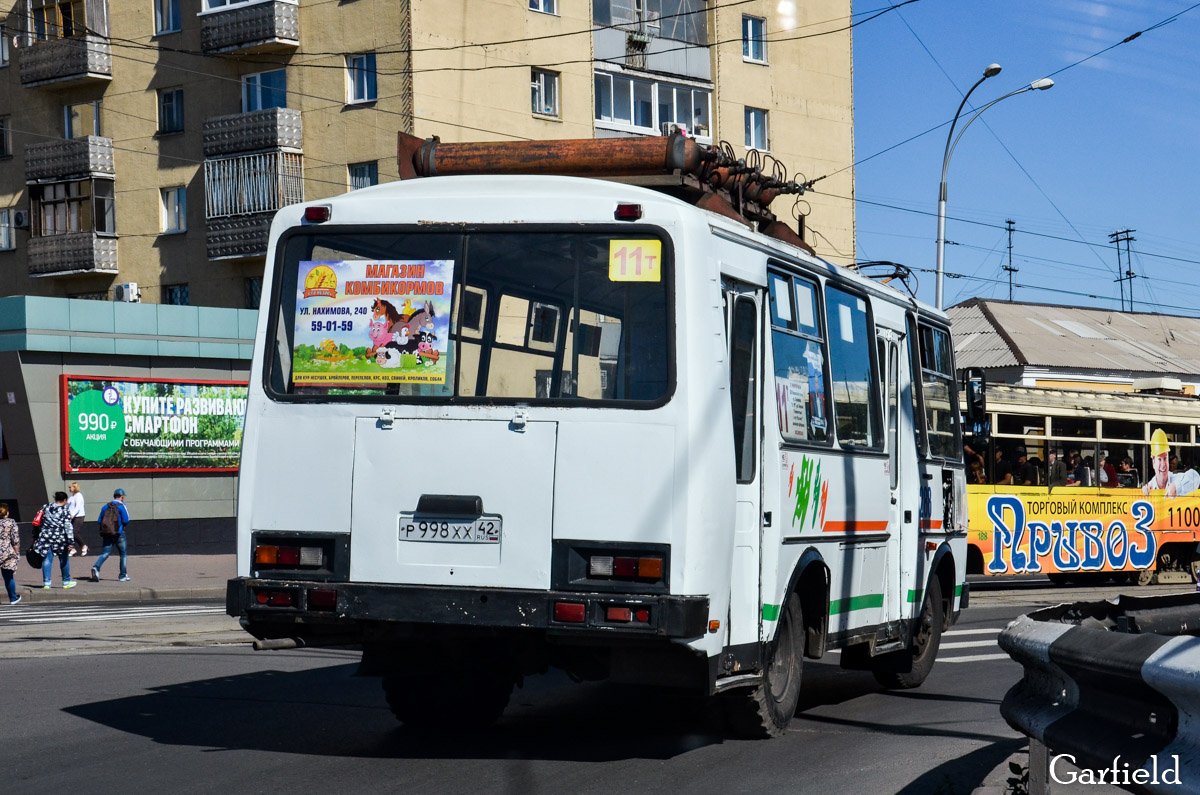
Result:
[292, 260, 454, 386]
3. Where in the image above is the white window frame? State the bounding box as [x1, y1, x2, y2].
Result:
[0, 209, 12, 251]
[346, 53, 377, 104]
[745, 106, 768, 151]
[0, 33, 9, 67]
[742, 15, 766, 63]
[529, 0, 556, 14]
[158, 87, 184, 134]
[348, 161, 378, 190]
[243, 69, 287, 112]
[161, 186, 186, 233]
[531, 68, 559, 117]
[155, 0, 181, 34]
[594, 69, 712, 142]
[201, 0, 295, 11]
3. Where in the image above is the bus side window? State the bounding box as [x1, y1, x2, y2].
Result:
[917, 323, 961, 459]
[824, 285, 880, 449]
[729, 295, 757, 483]
[768, 270, 828, 444]
[906, 315, 926, 456]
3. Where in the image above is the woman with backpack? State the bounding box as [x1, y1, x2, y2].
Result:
[33, 492, 76, 589]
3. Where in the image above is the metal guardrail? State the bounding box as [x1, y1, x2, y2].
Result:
[999, 592, 1200, 793]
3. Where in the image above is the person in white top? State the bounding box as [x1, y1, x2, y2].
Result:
[66, 481, 88, 557]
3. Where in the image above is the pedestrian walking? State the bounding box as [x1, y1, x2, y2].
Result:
[0, 503, 20, 604]
[91, 488, 131, 582]
[33, 492, 76, 589]
[67, 481, 88, 557]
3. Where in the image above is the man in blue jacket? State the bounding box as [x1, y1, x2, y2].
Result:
[91, 488, 131, 582]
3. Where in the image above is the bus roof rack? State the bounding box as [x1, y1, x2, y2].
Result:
[397, 131, 815, 255]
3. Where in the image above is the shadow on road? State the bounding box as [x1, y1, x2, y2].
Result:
[896, 737, 1026, 794]
[63, 661, 732, 762]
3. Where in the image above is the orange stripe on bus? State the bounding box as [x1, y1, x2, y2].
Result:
[920, 519, 944, 530]
[823, 521, 889, 533]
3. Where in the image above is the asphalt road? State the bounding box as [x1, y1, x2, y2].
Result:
[2, 581, 1190, 794]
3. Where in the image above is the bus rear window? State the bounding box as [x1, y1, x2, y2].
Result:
[266, 230, 671, 404]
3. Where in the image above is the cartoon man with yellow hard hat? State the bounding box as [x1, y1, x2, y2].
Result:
[1142, 428, 1200, 498]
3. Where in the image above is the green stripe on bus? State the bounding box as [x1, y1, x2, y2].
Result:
[830, 594, 884, 614]
[955, 584, 963, 597]
[907, 589, 922, 603]
[762, 603, 780, 621]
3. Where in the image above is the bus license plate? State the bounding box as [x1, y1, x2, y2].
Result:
[398, 515, 501, 544]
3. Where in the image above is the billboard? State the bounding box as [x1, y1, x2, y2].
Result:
[61, 376, 248, 473]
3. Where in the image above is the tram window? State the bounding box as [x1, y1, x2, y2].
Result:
[824, 285, 880, 449]
[769, 270, 829, 444]
[997, 414, 1044, 437]
[1051, 416, 1096, 439]
[1159, 423, 1190, 444]
[916, 323, 961, 459]
[1101, 419, 1144, 441]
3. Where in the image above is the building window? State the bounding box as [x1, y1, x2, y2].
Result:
[205, 0, 281, 9]
[0, 117, 9, 157]
[594, 71, 711, 138]
[204, 151, 304, 218]
[529, 0, 556, 13]
[745, 106, 768, 150]
[245, 277, 262, 310]
[31, 178, 115, 237]
[531, 68, 559, 117]
[349, 161, 378, 190]
[161, 186, 186, 233]
[158, 88, 184, 134]
[742, 15, 766, 63]
[243, 70, 287, 112]
[64, 101, 100, 139]
[0, 34, 9, 66]
[346, 53, 377, 103]
[31, 0, 86, 41]
[163, 284, 189, 306]
[155, 0, 181, 34]
[595, 0, 707, 44]
[0, 209, 12, 250]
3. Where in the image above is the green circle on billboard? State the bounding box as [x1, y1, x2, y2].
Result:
[69, 389, 125, 462]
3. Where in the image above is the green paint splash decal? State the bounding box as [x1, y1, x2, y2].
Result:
[788, 455, 829, 532]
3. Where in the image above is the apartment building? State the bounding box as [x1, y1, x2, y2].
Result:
[0, 0, 852, 549]
[0, 0, 853, 305]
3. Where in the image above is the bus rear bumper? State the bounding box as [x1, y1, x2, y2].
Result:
[226, 577, 710, 640]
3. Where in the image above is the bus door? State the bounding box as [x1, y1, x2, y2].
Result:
[726, 286, 763, 649]
[877, 327, 905, 619]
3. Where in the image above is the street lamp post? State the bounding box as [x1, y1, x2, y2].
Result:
[935, 66, 1054, 310]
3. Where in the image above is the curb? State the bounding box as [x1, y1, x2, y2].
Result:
[9, 586, 227, 604]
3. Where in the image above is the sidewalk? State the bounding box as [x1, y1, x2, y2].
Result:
[8, 553, 235, 604]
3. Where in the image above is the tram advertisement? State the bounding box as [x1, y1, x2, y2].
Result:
[62, 376, 247, 472]
[969, 487, 1200, 575]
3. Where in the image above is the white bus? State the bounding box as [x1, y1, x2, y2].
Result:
[227, 134, 970, 737]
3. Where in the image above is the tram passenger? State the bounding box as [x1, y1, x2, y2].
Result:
[1048, 450, 1069, 492]
[993, 448, 1013, 486]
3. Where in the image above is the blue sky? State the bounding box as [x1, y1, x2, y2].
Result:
[842, 0, 1200, 314]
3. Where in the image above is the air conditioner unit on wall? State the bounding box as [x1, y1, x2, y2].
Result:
[12, 210, 29, 229]
[113, 283, 140, 303]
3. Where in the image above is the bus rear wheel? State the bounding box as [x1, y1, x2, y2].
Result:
[873, 578, 944, 690]
[725, 593, 804, 738]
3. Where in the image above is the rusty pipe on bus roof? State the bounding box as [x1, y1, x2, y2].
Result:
[397, 131, 713, 180]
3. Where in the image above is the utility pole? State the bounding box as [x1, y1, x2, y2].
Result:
[1003, 219, 1018, 301]
[1110, 229, 1137, 312]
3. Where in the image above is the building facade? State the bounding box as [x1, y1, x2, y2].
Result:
[0, 0, 854, 549]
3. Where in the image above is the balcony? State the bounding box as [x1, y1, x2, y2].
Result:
[203, 109, 302, 260]
[203, 108, 302, 158]
[19, 35, 113, 88]
[25, 136, 114, 182]
[28, 233, 118, 278]
[201, 1, 299, 54]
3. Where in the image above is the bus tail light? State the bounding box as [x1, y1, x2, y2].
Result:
[553, 602, 586, 623]
[254, 543, 324, 567]
[589, 554, 663, 580]
[255, 589, 295, 607]
[606, 606, 632, 622]
[307, 588, 338, 610]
